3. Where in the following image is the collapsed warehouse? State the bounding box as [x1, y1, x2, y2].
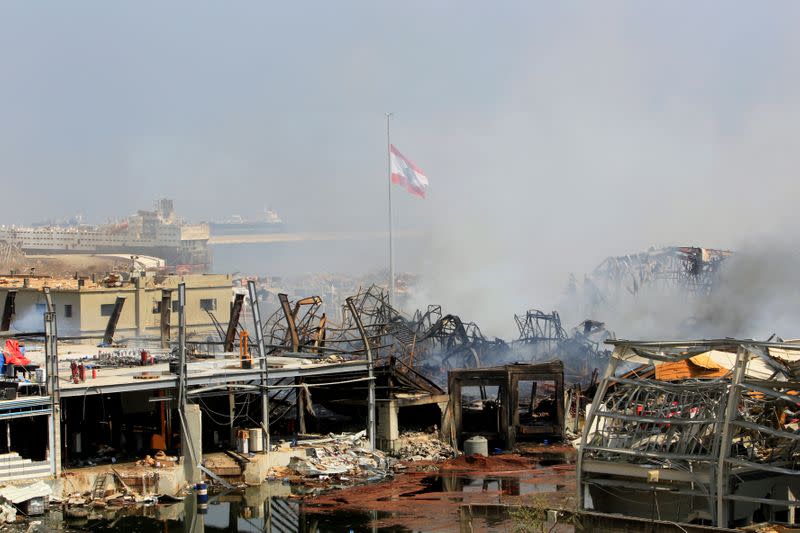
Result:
[566, 246, 734, 337]
[576, 246, 732, 302]
[299, 285, 613, 385]
[577, 339, 800, 529]
[0, 244, 735, 442]
[0, 274, 567, 495]
[245, 286, 575, 449]
[0, 278, 382, 492]
[0, 244, 756, 524]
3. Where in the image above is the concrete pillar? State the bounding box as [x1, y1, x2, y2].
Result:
[437, 401, 449, 442]
[376, 400, 399, 453]
[134, 279, 147, 337]
[48, 412, 62, 477]
[295, 378, 306, 435]
[182, 404, 203, 485]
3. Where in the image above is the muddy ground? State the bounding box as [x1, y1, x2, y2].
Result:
[304, 444, 577, 532]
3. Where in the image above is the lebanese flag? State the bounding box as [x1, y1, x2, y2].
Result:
[390, 145, 429, 198]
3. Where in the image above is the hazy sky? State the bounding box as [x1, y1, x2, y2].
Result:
[3, 2, 800, 333]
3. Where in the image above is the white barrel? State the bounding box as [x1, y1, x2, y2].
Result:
[35, 368, 46, 384]
[249, 428, 263, 452]
[463, 436, 488, 457]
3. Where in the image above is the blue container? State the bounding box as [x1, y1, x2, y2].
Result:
[195, 482, 208, 505]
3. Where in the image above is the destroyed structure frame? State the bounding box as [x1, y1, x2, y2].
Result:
[577, 339, 800, 528]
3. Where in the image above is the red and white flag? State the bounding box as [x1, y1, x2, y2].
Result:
[390, 145, 429, 198]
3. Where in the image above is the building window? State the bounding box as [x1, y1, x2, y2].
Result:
[172, 300, 180, 313]
[100, 304, 116, 317]
[152, 301, 162, 314]
[200, 298, 217, 312]
[64, 304, 73, 318]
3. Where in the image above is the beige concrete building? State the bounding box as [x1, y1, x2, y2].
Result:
[0, 272, 233, 338]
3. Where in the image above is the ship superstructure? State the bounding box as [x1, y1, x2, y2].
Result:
[208, 207, 285, 236]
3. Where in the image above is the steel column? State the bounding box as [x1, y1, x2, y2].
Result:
[43, 288, 61, 477]
[247, 280, 270, 455]
[346, 297, 376, 450]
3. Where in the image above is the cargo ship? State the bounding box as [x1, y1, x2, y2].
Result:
[207, 208, 286, 236]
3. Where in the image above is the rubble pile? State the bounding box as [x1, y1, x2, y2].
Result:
[285, 431, 394, 481]
[136, 450, 178, 468]
[392, 432, 457, 462]
[0, 502, 15, 524]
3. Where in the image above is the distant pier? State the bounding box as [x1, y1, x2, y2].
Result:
[208, 230, 420, 245]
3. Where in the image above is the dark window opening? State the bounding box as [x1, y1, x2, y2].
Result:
[100, 304, 116, 317]
[200, 298, 217, 312]
[64, 304, 73, 318]
[397, 403, 442, 433]
[0, 417, 48, 462]
[62, 392, 178, 467]
[518, 380, 557, 426]
[460, 384, 503, 447]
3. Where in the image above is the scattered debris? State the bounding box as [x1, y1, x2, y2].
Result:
[0, 481, 51, 517]
[0, 502, 15, 523]
[285, 431, 394, 481]
[392, 431, 457, 462]
[135, 450, 178, 468]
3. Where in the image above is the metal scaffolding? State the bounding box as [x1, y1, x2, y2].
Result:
[577, 339, 800, 528]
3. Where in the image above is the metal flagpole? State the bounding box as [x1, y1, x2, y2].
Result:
[386, 112, 395, 306]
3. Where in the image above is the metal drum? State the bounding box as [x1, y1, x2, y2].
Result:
[249, 428, 263, 452]
[463, 436, 489, 457]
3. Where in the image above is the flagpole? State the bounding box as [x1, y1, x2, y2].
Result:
[386, 112, 395, 307]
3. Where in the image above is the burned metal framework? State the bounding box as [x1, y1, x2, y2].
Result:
[585, 247, 732, 304]
[515, 310, 567, 349]
[248, 285, 608, 391]
[577, 339, 800, 528]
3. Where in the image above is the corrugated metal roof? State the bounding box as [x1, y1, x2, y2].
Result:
[0, 481, 51, 503]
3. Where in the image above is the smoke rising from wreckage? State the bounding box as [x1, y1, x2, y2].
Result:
[247, 245, 768, 386]
[0, 242, 797, 531]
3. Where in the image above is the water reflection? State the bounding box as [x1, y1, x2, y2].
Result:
[64, 472, 568, 532]
[394, 473, 566, 501]
[65, 482, 408, 533]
